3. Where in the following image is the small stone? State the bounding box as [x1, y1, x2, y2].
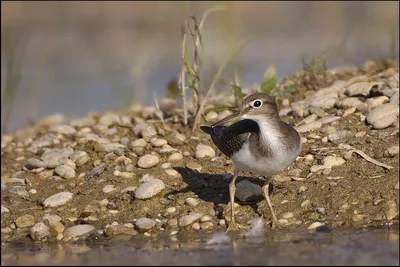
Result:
[316, 207, 326, 215]
[310, 94, 337, 109]
[27, 158, 46, 168]
[307, 222, 324, 230]
[304, 154, 314, 162]
[167, 219, 178, 227]
[49, 221, 65, 235]
[1, 205, 10, 214]
[42, 214, 62, 223]
[15, 215, 35, 228]
[281, 212, 294, 219]
[137, 154, 160, 168]
[323, 156, 346, 168]
[235, 180, 263, 202]
[384, 146, 399, 157]
[141, 125, 157, 141]
[365, 96, 389, 109]
[273, 175, 292, 183]
[186, 161, 202, 172]
[165, 169, 179, 176]
[49, 124, 76, 135]
[30, 222, 50, 241]
[179, 212, 203, 227]
[355, 131, 366, 138]
[168, 153, 183, 161]
[200, 215, 212, 222]
[54, 165, 76, 179]
[390, 91, 399, 105]
[328, 130, 353, 143]
[383, 200, 398, 220]
[135, 179, 165, 199]
[166, 207, 176, 213]
[337, 97, 364, 109]
[191, 222, 201, 230]
[131, 139, 147, 148]
[295, 121, 322, 133]
[195, 144, 216, 159]
[150, 137, 168, 147]
[352, 214, 368, 222]
[63, 224, 95, 240]
[297, 185, 307, 194]
[41, 148, 74, 168]
[104, 225, 137, 237]
[103, 185, 116, 194]
[282, 99, 290, 106]
[301, 200, 311, 208]
[345, 81, 377, 97]
[205, 111, 219, 122]
[43, 192, 73, 208]
[366, 103, 399, 129]
[135, 218, 156, 231]
[71, 151, 90, 167]
[342, 107, 357, 117]
[185, 197, 200, 207]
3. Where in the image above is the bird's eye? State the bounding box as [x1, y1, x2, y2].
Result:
[253, 100, 262, 108]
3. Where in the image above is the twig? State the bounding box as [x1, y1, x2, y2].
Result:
[349, 149, 393, 170]
[153, 92, 166, 127]
[179, 25, 188, 126]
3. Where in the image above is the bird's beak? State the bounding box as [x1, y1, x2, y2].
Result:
[211, 110, 241, 127]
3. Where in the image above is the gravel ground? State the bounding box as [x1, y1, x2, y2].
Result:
[1, 60, 399, 248]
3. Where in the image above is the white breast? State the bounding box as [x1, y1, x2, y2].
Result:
[231, 116, 301, 176]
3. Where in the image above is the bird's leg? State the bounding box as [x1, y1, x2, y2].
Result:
[262, 179, 279, 230]
[226, 169, 239, 232]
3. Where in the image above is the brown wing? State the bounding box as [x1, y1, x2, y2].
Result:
[200, 119, 259, 157]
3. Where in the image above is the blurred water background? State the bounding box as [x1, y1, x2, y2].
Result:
[1, 1, 399, 133]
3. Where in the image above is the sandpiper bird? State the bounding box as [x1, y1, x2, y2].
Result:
[200, 92, 302, 231]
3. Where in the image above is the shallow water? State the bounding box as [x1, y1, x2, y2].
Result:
[2, 226, 399, 266]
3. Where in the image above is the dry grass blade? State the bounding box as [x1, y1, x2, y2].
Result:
[349, 149, 393, 170]
[179, 24, 189, 126]
[192, 35, 258, 130]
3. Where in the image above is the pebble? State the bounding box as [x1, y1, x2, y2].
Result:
[135, 218, 156, 231]
[131, 139, 147, 148]
[366, 103, 399, 129]
[195, 144, 216, 159]
[342, 106, 357, 117]
[168, 153, 183, 161]
[179, 212, 204, 227]
[41, 148, 74, 168]
[1, 204, 10, 214]
[323, 156, 346, 168]
[307, 222, 324, 230]
[316, 207, 326, 215]
[186, 161, 202, 172]
[30, 222, 50, 241]
[345, 81, 377, 96]
[291, 100, 310, 117]
[205, 111, 219, 122]
[273, 175, 292, 183]
[337, 97, 364, 109]
[191, 222, 201, 230]
[150, 137, 168, 147]
[281, 212, 294, 219]
[104, 225, 137, 237]
[166, 207, 176, 213]
[137, 154, 160, 168]
[165, 169, 179, 176]
[94, 141, 125, 153]
[63, 224, 95, 240]
[15, 215, 35, 228]
[365, 96, 389, 109]
[390, 91, 399, 105]
[135, 179, 165, 199]
[304, 154, 314, 162]
[383, 200, 398, 220]
[185, 197, 200, 207]
[49, 221, 65, 235]
[42, 214, 62, 223]
[103, 185, 116, 194]
[200, 215, 212, 222]
[54, 165, 76, 179]
[352, 214, 368, 222]
[27, 158, 46, 168]
[29, 134, 60, 149]
[235, 180, 263, 202]
[328, 130, 353, 143]
[43, 192, 74, 208]
[310, 88, 338, 109]
[384, 146, 399, 157]
[282, 99, 290, 106]
[71, 151, 90, 167]
[8, 186, 29, 198]
[49, 124, 76, 135]
[301, 200, 311, 208]
[295, 121, 322, 133]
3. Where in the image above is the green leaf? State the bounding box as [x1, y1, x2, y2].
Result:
[165, 78, 180, 100]
[232, 84, 244, 100]
[260, 64, 277, 94]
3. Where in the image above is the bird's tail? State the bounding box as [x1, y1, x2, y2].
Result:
[200, 126, 212, 134]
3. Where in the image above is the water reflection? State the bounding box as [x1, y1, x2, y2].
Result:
[2, 226, 399, 265]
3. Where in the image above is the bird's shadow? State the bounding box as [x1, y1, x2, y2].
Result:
[167, 167, 271, 216]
